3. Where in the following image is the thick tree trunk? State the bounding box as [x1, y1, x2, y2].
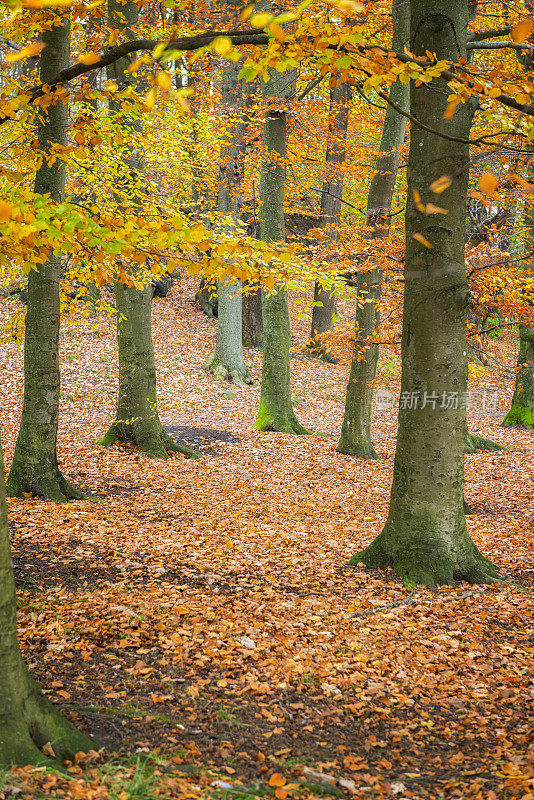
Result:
[205, 58, 251, 384]
[0, 435, 94, 766]
[308, 81, 352, 361]
[254, 69, 307, 434]
[99, 0, 199, 459]
[99, 285, 199, 458]
[337, 0, 408, 459]
[350, 0, 497, 587]
[7, 14, 82, 501]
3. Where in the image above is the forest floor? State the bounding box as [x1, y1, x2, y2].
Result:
[0, 275, 532, 800]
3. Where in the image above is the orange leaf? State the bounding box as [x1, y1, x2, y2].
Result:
[478, 172, 498, 196]
[0, 201, 12, 221]
[511, 18, 534, 43]
[269, 773, 286, 787]
[275, 789, 289, 799]
[413, 233, 433, 248]
[429, 175, 451, 194]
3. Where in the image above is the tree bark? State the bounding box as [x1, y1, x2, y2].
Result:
[308, 80, 352, 362]
[337, 0, 408, 459]
[7, 13, 83, 501]
[98, 0, 199, 459]
[0, 434, 94, 766]
[254, 68, 307, 434]
[503, 148, 534, 428]
[503, 21, 534, 428]
[242, 285, 263, 348]
[205, 58, 252, 384]
[350, 0, 498, 587]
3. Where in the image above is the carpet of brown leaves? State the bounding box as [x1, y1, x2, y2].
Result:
[0, 276, 532, 800]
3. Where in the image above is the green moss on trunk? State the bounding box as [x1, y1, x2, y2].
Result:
[99, 285, 199, 459]
[7, 15, 82, 502]
[351, 0, 497, 587]
[1, 434, 95, 767]
[254, 67, 307, 435]
[338, 0, 409, 459]
[502, 326, 534, 429]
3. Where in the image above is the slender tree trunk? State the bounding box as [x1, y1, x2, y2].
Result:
[503, 324, 534, 428]
[242, 284, 263, 348]
[254, 69, 307, 434]
[0, 435, 94, 766]
[350, 0, 497, 587]
[503, 139, 534, 426]
[98, 0, 198, 459]
[308, 80, 352, 362]
[7, 14, 83, 501]
[205, 59, 252, 384]
[337, 0, 408, 459]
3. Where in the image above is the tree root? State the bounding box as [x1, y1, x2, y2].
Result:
[465, 432, 504, 453]
[349, 527, 499, 588]
[0, 672, 95, 768]
[98, 422, 201, 459]
[502, 404, 534, 429]
[204, 354, 254, 387]
[254, 406, 309, 435]
[7, 468, 84, 503]
[337, 437, 379, 460]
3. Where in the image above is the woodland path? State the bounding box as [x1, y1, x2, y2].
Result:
[0, 276, 532, 800]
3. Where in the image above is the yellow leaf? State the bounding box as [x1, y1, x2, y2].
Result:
[250, 12, 273, 28]
[156, 71, 172, 90]
[430, 175, 451, 194]
[144, 87, 157, 110]
[268, 23, 285, 41]
[478, 172, 498, 196]
[413, 233, 433, 248]
[511, 18, 534, 43]
[239, 4, 253, 21]
[335, 0, 365, 12]
[212, 36, 233, 56]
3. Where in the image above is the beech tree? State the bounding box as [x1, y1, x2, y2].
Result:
[0, 435, 94, 764]
[204, 57, 252, 385]
[308, 79, 352, 362]
[254, 66, 307, 434]
[98, 0, 198, 459]
[7, 13, 84, 502]
[503, 30, 534, 430]
[350, 0, 498, 586]
[337, 0, 408, 459]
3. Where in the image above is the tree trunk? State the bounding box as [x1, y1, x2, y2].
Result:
[205, 58, 251, 384]
[98, 0, 199, 459]
[337, 0, 408, 459]
[7, 14, 83, 501]
[0, 435, 94, 766]
[502, 325, 534, 428]
[308, 81, 352, 361]
[242, 285, 263, 348]
[350, 0, 497, 587]
[503, 145, 534, 428]
[254, 69, 307, 434]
